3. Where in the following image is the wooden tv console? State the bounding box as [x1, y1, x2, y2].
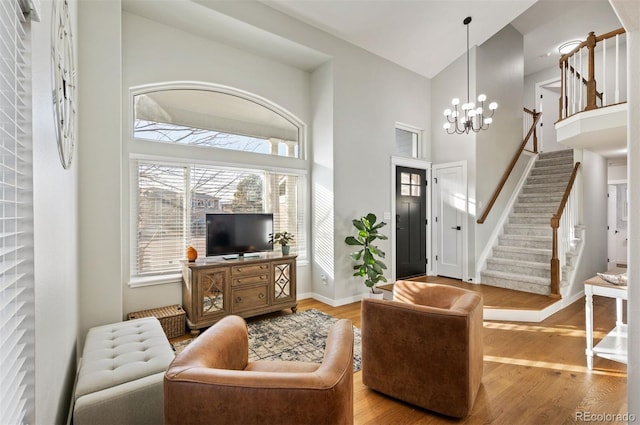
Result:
[181, 254, 297, 334]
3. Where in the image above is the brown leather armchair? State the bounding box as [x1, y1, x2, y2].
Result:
[361, 281, 483, 418]
[164, 315, 354, 425]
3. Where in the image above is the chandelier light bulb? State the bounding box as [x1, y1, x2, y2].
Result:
[478, 94, 486, 102]
[476, 107, 483, 114]
[444, 108, 452, 116]
[485, 117, 493, 124]
[468, 109, 476, 117]
[452, 98, 460, 106]
[443, 122, 451, 130]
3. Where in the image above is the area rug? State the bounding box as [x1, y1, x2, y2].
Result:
[172, 309, 362, 372]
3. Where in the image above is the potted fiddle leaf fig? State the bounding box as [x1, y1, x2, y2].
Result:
[269, 231, 294, 255]
[345, 213, 388, 295]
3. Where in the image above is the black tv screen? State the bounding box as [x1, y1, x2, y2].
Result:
[206, 213, 273, 257]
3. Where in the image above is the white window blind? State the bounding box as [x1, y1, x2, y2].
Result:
[0, 0, 35, 424]
[133, 161, 304, 279]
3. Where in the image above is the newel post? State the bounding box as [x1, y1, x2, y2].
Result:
[550, 215, 561, 299]
[532, 110, 539, 153]
[585, 31, 598, 111]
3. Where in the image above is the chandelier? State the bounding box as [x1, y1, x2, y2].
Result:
[443, 16, 497, 134]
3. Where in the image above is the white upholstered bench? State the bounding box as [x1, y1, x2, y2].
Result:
[73, 317, 175, 425]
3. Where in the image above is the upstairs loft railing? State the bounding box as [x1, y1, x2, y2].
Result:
[559, 28, 627, 121]
[550, 161, 581, 298]
[477, 108, 540, 224]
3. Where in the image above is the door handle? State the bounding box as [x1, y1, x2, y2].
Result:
[451, 226, 461, 230]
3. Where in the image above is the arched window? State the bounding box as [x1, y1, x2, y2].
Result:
[128, 83, 307, 285]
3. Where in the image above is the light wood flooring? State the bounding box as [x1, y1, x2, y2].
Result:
[299, 278, 628, 425]
[172, 276, 628, 424]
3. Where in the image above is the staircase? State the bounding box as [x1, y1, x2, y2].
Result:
[481, 150, 576, 295]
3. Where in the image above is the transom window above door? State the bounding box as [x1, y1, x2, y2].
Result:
[133, 88, 301, 158]
[400, 172, 421, 197]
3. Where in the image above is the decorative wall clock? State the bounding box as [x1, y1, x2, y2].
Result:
[51, 0, 76, 169]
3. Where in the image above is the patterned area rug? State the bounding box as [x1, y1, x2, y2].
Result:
[172, 309, 362, 372]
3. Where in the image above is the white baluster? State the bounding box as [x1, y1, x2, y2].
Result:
[579, 48, 583, 111]
[603, 38, 607, 106]
[615, 34, 620, 104]
[572, 55, 576, 115]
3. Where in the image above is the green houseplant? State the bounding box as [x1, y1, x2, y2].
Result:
[345, 213, 388, 294]
[269, 231, 294, 255]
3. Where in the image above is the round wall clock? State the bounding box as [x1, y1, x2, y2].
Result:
[51, 0, 76, 169]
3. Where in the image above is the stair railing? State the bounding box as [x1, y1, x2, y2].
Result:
[550, 161, 581, 298]
[559, 28, 626, 120]
[477, 109, 540, 224]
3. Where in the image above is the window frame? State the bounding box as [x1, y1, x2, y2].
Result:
[395, 122, 423, 159]
[126, 83, 308, 288]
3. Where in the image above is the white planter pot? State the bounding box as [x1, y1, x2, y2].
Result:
[366, 290, 385, 299]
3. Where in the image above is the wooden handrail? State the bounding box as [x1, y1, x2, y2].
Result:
[477, 109, 541, 224]
[595, 27, 626, 42]
[549, 161, 581, 298]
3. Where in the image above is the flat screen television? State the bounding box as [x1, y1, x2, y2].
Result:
[206, 213, 273, 258]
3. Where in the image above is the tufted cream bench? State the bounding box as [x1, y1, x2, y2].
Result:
[73, 317, 175, 425]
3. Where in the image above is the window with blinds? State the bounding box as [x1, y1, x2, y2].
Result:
[133, 161, 304, 278]
[0, 0, 35, 423]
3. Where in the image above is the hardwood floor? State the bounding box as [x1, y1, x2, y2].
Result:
[297, 284, 628, 424]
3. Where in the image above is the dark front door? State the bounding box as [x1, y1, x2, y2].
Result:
[395, 166, 426, 279]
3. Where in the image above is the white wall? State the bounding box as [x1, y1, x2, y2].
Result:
[608, 163, 627, 183]
[310, 61, 335, 300]
[610, 0, 640, 416]
[566, 150, 608, 297]
[32, 0, 79, 422]
[77, 0, 123, 341]
[331, 51, 431, 300]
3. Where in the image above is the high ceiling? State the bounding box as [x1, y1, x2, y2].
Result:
[124, 1, 623, 79]
[261, 0, 623, 78]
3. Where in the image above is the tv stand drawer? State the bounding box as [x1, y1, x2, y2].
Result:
[232, 273, 269, 287]
[232, 284, 269, 313]
[231, 263, 270, 277]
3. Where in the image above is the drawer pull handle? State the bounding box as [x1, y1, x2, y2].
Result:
[236, 296, 243, 303]
[259, 293, 265, 299]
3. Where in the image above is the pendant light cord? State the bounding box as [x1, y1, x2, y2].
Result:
[466, 17, 470, 106]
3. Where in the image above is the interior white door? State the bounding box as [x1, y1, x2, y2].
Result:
[434, 164, 464, 279]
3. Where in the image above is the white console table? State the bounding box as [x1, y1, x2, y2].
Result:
[584, 275, 628, 370]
